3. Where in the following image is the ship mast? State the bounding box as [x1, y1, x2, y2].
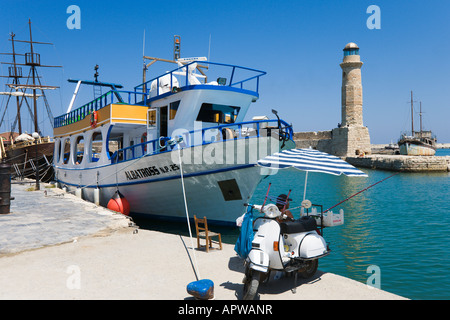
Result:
[0, 19, 61, 137]
[0, 32, 26, 137]
[410, 90, 414, 136]
[419, 101, 423, 138]
[28, 19, 38, 134]
[10, 33, 22, 134]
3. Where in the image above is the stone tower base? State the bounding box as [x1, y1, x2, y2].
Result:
[330, 126, 371, 157]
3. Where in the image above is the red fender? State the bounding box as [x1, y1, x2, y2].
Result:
[107, 190, 130, 216]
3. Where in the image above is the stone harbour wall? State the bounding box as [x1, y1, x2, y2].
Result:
[293, 126, 371, 157]
[293, 131, 332, 150]
[346, 155, 450, 172]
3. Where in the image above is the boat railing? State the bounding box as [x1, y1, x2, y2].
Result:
[134, 61, 266, 102]
[110, 119, 292, 164]
[54, 61, 265, 129]
[54, 90, 149, 128]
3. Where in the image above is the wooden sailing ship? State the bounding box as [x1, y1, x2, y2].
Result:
[0, 19, 60, 180]
[398, 91, 437, 156]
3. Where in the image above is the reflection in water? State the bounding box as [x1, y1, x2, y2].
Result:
[252, 166, 450, 299]
[255, 168, 377, 282]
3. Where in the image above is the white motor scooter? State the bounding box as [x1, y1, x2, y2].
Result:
[242, 198, 330, 300]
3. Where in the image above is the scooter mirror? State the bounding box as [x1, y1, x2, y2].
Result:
[253, 204, 263, 212]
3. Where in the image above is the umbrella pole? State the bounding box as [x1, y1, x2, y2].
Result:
[303, 171, 308, 201]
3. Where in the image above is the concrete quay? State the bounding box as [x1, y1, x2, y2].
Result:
[0, 180, 132, 255]
[0, 180, 407, 300]
[347, 154, 450, 172]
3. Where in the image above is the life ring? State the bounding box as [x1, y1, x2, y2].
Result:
[90, 111, 98, 128]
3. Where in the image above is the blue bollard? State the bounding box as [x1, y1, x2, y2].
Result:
[187, 279, 214, 300]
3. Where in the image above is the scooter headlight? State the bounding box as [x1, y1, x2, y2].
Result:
[263, 203, 281, 218]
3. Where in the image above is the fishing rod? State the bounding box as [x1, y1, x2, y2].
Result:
[323, 172, 400, 213]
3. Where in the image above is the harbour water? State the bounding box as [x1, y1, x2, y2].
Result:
[132, 149, 450, 300]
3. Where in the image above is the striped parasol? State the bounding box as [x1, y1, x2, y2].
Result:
[257, 148, 367, 177]
[257, 148, 367, 200]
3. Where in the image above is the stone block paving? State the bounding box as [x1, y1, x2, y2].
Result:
[0, 181, 131, 255]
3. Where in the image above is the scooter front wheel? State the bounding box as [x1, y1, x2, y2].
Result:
[243, 270, 261, 300]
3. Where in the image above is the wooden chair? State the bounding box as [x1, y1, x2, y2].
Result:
[194, 215, 222, 252]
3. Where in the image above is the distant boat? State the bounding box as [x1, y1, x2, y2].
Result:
[398, 91, 436, 156]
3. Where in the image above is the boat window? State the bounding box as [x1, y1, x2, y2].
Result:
[196, 103, 241, 124]
[128, 140, 135, 160]
[63, 138, 70, 164]
[54, 140, 60, 163]
[159, 106, 168, 138]
[170, 100, 180, 120]
[147, 109, 157, 128]
[75, 136, 84, 165]
[108, 135, 123, 162]
[90, 132, 102, 162]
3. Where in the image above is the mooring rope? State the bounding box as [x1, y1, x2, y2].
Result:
[177, 140, 201, 281]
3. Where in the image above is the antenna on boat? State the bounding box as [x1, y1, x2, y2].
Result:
[142, 29, 146, 58]
[208, 34, 211, 62]
[94, 64, 99, 82]
[93, 64, 102, 98]
[174, 35, 181, 60]
[142, 35, 210, 89]
[142, 29, 147, 93]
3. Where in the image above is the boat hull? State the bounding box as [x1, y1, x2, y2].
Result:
[5, 141, 55, 180]
[55, 137, 294, 225]
[398, 140, 436, 156]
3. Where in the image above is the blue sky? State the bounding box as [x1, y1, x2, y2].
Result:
[1, 0, 449, 143]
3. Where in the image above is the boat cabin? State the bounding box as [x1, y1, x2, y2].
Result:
[53, 60, 282, 169]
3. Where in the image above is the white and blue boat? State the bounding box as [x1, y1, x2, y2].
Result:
[53, 55, 294, 225]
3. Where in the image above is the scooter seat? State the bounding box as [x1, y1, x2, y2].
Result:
[280, 216, 317, 234]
